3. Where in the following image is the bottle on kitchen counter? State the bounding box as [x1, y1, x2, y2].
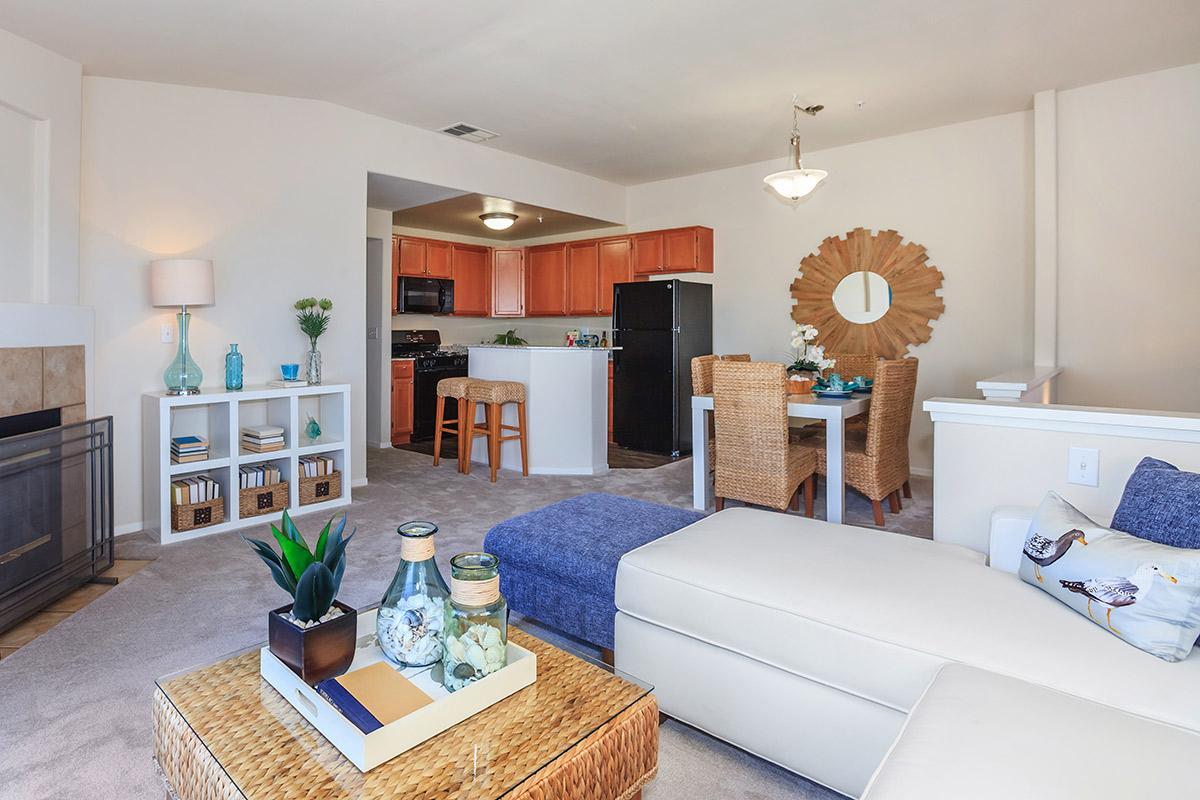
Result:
[599, 330, 608, 348]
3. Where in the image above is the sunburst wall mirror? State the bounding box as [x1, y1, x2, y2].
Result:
[790, 228, 944, 359]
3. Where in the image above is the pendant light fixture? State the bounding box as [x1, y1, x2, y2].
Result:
[763, 102, 827, 200]
[480, 212, 518, 231]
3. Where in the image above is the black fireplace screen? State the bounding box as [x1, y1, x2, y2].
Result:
[0, 416, 114, 633]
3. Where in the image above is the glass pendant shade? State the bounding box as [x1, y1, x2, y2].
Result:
[764, 168, 828, 200]
[480, 212, 517, 231]
[164, 311, 203, 395]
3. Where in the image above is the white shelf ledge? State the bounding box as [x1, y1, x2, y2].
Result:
[976, 365, 1062, 402]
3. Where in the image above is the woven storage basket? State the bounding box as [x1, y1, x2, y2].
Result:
[171, 497, 225, 532]
[299, 471, 341, 505]
[238, 481, 289, 519]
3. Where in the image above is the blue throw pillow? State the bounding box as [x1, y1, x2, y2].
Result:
[1112, 458, 1200, 548]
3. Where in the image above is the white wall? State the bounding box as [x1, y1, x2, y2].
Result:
[0, 29, 81, 305]
[1055, 64, 1200, 410]
[927, 399, 1200, 553]
[81, 77, 626, 532]
[627, 113, 1034, 472]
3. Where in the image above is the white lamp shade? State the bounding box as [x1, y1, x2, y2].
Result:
[150, 259, 215, 307]
[763, 168, 828, 200]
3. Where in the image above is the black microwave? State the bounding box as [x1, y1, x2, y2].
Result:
[396, 277, 454, 315]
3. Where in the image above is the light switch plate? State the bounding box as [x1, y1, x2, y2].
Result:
[160, 324, 175, 344]
[1068, 447, 1099, 487]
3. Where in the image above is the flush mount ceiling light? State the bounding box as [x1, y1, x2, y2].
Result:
[480, 212, 518, 231]
[763, 102, 827, 201]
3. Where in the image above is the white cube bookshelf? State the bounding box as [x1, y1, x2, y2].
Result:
[142, 383, 352, 544]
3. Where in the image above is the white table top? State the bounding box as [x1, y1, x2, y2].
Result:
[692, 392, 870, 420]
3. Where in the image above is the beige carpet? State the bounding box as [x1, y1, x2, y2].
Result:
[0, 447, 931, 799]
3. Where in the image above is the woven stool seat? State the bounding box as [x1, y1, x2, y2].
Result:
[467, 379, 527, 405]
[436, 376, 473, 398]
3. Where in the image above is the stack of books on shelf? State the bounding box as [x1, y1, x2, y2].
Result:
[300, 454, 336, 478]
[171, 435, 209, 464]
[239, 463, 282, 489]
[170, 475, 221, 506]
[242, 425, 285, 453]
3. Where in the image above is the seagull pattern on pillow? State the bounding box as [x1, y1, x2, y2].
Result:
[1059, 563, 1178, 635]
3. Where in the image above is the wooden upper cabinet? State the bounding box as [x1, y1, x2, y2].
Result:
[425, 240, 452, 278]
[397, 238, 427, 276]
[597, 237, 632, 315]
[632, 232, 664, 275]
[566, 241, 600, 316]
[451, 244, 490, 316]
[526, 244, 568, 316]
[492, 248, 525, 317]
[632, 226, 713, 275]
[391, 236, 400, 313]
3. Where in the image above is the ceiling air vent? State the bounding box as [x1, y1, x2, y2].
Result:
[438, 122, 499, 143]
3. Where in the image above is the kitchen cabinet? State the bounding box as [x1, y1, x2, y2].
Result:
[451, 244, 490, 316]
[566, 241, 600, 315]
[492, 248, 525, 317]
[391, 236, 400, 313]
[391, 359, 414, 445]
[526, 244, 568, 316]
[396, 237, 452, 278]
[597, 237, 632, 315]
[632, 226, 713, 275]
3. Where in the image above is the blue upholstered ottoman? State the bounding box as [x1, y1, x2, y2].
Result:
[483, 493, 704, 650]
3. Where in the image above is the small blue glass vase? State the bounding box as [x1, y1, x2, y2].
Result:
[224, 343, 244, 391]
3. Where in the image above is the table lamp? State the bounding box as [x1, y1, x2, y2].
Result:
[150, 258, 215, 395]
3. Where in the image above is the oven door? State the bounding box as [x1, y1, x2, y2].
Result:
[399, 278, 454, 315]
[412, 362, 468, 441]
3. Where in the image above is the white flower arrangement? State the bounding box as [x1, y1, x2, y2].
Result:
[789, 324, 836, 373]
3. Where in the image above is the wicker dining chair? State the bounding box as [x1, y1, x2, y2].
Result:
[823, 353, 882, 382]
[712, 361, 817, 514]
[691, 354, 754, 474]
[798, 358, 918, 525]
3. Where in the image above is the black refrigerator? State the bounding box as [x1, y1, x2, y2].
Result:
[612, 280, 713, 457]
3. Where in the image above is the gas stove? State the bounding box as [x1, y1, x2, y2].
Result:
[392, 330, 469, 441]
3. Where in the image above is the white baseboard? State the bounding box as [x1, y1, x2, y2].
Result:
[115, 522, 147, 537]
[351, 477, 369, 488]
[910, 466, 933, 478]
[371, 440, 393, 449]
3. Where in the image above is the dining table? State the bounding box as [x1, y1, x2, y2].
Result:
[691, 391, 872, 523]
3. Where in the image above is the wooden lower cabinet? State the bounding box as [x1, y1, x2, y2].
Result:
[391, 359, 414, 445]
[608, 361, 615, 444]
[492, 248, 525, 317]
[451, 244, 490, 316]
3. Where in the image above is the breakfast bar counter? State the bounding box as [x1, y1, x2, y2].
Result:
[467, 346, 613, 476]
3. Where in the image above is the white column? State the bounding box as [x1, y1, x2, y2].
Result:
[1033, 89, 1058, 369]
[691, 402, 710, 510]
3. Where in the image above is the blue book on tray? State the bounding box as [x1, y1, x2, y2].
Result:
[315, 678, 384, 734]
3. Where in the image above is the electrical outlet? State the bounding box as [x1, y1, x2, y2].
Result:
[160, 324, 175, 344]
[1068, 447, 1099, 487]
[367, 326, 379, 340]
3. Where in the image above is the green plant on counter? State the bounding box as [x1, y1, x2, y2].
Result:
[491, 329, 528, 346]
[294, 297, 333, 351]
[243, 510, 354, 623]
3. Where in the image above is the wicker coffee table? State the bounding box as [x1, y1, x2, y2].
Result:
[154, 628, 657, 800]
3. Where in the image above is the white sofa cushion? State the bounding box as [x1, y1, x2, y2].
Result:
[616, 507, 1200, 730]
[862, 663, 1200, 799]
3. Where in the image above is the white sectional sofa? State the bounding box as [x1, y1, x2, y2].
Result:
[614, 507, 1200, 798]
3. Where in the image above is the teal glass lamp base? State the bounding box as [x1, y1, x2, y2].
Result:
[164, 309, 203, 395]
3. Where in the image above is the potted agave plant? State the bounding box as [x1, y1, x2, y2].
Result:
[244, 510, 356, 684]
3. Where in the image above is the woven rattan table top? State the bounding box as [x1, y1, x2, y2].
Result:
[155, 628, 653, 799]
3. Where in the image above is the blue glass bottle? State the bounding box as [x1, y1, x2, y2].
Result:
[224, 343, 244, 391]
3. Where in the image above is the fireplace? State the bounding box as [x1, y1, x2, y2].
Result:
[0, 344, 112, 634]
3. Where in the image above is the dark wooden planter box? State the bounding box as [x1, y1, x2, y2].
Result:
[267, 600, 357, 685]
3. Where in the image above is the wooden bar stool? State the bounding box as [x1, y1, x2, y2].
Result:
[463, 380, 528, 482]
[433, 377, 474, 472]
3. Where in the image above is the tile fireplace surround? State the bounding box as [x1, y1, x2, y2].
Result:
[0, 345, 86, 426]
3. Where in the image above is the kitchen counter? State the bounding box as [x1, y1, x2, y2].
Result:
[466, 346, 608, 476]
[468, 345, 621, 351]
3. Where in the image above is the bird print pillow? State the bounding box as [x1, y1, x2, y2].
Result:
[1019, 491, 1200, 662]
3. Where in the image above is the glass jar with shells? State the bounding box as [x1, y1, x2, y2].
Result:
[442, 552, 507, 692]
[377, 521, 449, 667]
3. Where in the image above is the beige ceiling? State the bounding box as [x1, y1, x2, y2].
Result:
[392, 193, 619, 242]
[3, 1, 1199, 183]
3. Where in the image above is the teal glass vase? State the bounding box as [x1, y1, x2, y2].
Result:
[164, 311, 202, 395]
[224, 343, 243, 391]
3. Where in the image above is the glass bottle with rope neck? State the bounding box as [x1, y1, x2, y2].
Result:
[377, 521, 449, 667]
[442, 552, 507, 691]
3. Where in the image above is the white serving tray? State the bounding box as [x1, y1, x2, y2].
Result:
[259, 607, 537, 772]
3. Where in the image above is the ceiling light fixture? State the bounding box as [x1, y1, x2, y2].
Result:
[763, 102, 827, 200]
[480, 212, 518, 231]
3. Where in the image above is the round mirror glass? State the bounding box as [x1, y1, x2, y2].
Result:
[832, 271, 891, 324]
